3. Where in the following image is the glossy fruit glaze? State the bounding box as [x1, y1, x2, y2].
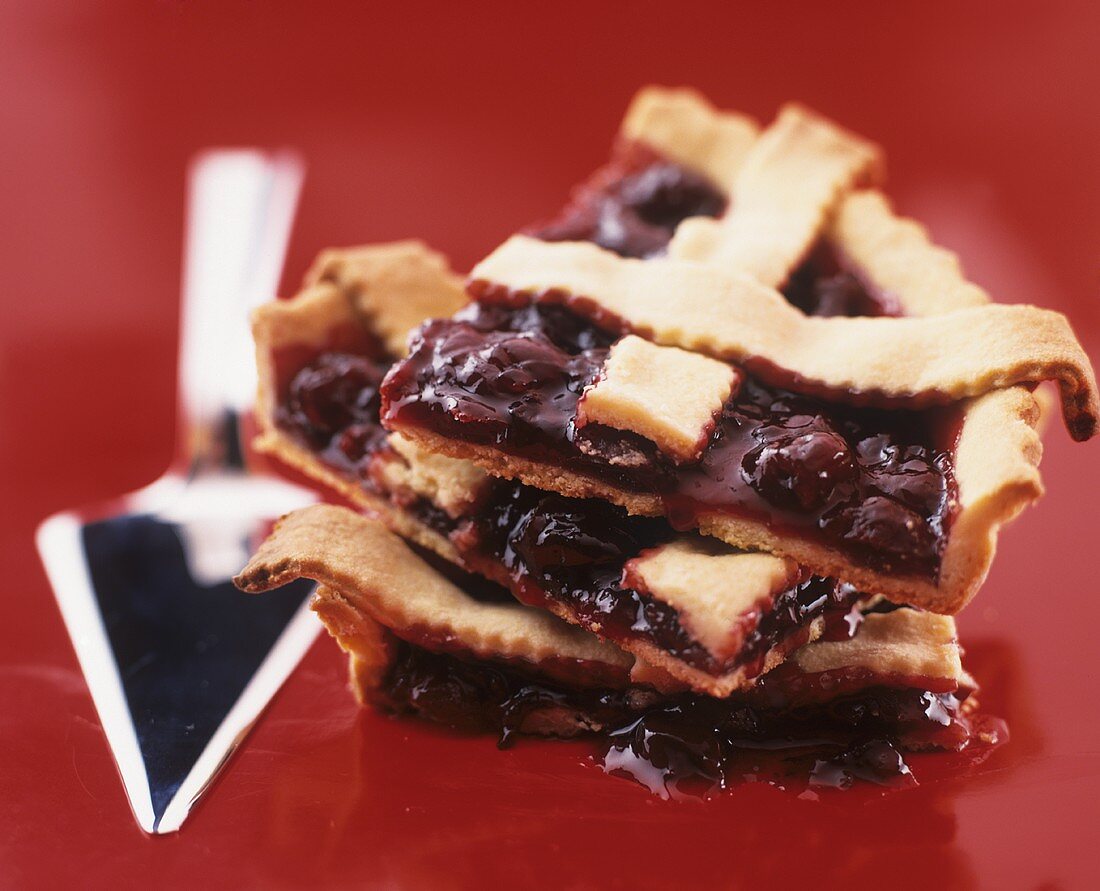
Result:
[467, 480, 862, 677]
[381, 300, 958, 578]
[274, 341, 859, 677]
[525, 140, 727, 258]
[377, 635, 1003, 799]
[527, 137, 896, 319]
[781, 239, 900, 318]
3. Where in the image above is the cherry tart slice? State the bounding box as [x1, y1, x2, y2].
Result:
[254, 251, 876, 696]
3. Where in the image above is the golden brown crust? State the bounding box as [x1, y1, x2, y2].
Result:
[235, 505, 634, 686]
[376, 433, 493, 519]
[625, 538, 799, 660]
[393, 424, 665, 515]
[303, 240, 467, 356]
[577, 335, 737, 463]
[620, 86, 760, 193]
[828, 191, 990, 316]
[792, 610, 962, 682]
[311, 585, 394, 706]
[670, 103, 884, 288]
[471, 236, 1097, 439]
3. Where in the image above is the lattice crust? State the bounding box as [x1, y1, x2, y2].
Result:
[577, 335, 739, 463]
[422, 176, 1067, 612]
[304, 240, 467, 357]
[624, 538, 800, 660]
[471, 236, 1098, 440]
[235, 505, 635, 688]
[620, 86, 760, 193]
[376, 433, 493, 518]
[792, 610, 962, 683]
[670, 104, 884, 288]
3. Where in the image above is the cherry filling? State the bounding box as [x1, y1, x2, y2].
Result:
[524, 134, 890, 319]
[378, 637, 998, 797]
[781, 240, 899, 318]
[525, 141, 728, 259]
[470, 481, 860, 677]
[276, 350, 392, 471]
[274, 348, 466, 538]
[381, 302, 958, 578]
[273, 338, 859, 676]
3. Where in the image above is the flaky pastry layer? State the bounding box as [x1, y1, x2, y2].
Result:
[670, 103, 884, 288]
[236, 505, 635, 687]
[470, 236, 1097, 439]
[620, 86, 760, 193]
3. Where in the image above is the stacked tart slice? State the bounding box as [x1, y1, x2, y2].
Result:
[235, 88, 1096, 795]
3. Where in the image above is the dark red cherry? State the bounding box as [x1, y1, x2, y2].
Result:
[511, 496, 633, 568]
[858, 436, 948, 514]
[286, 353, 384, 444]
[592, 202, 672, 258]
[822, 495, 937, 565]
[336, 423, 386, 465]
[745, 423, 857, 511]
[618, 163, 727, 228]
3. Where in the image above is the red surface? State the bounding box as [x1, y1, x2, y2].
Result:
[3, 3, 1099, 888]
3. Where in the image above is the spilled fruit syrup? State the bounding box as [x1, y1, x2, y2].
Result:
[377, 637, 1007, 800]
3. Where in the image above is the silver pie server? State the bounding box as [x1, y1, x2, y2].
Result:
[36, 149, 319, 834]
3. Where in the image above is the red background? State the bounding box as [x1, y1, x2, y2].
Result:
[3, 2, 1099, 887]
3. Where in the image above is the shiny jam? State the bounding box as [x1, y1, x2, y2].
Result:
[275, 335, 862, 677]
[381, 301, 958, 578]
[378, 637, 1005, 798]
[525, 140, 727, 259]
[781, 239, 900, 318]
[468, 481, 860, 676]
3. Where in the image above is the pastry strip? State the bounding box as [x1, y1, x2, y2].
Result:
[620, 86, 760, 193]
[305, 240, 467, 357]
[235, 504, 634, 684]
[470, 235, 1098, 439]
[577, 335, 738, 462]
[623, 538, 799, 660]
[670, 104, 883, 288]
[790, 609, 960, 680]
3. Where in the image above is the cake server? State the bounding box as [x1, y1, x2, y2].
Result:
[36, 149, 317, 834]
